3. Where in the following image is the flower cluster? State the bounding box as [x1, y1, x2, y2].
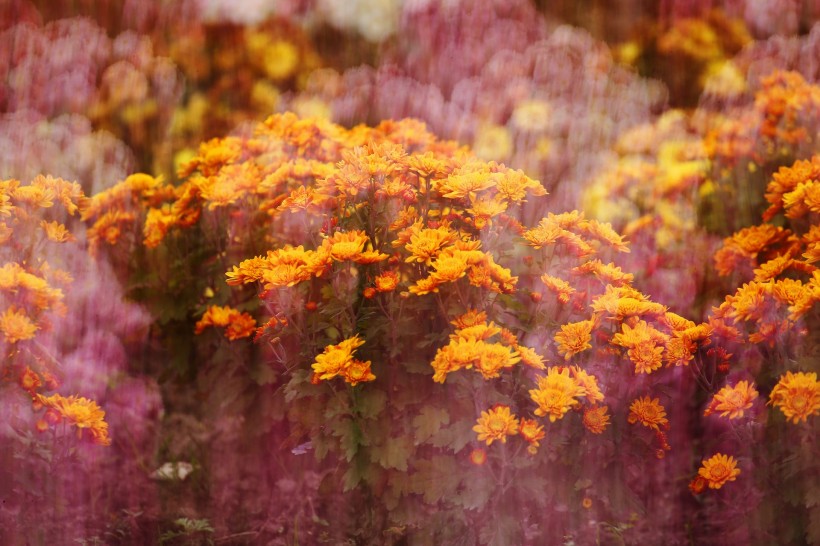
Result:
[1, 174, 111, 445]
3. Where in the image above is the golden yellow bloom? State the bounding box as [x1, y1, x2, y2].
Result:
[473, 405, 519, 446]
[473, 341, 520, 380]
[20, 366, 42, 393]
[698, 453, 741, 490]
[194, 305, 256, 340]
[311, 335, 369, 383]
[555, 320, 594, 360]
[529, 367, 586, 422]
[628, 396, 669, 430]
[36, 393, 111, 446]
[519, 418, 546, 453]
[451, 310, 487, 329]
[515, 345, 547, 370]
[404, 224, 458, 264]
[570, 366, 604, 403]
[374, 270, 400, 292]
[704, 381, 758, 419]
[769, 371, 820, 423]
[627, 341, 665, 374]
[341, 359, 376, 386]
[0, 306, 39, 343]
[39, 220, 76, 243]
[583, 405, 611, 434]
[325, 230, 368, 261]
[540, 274, 576, 304]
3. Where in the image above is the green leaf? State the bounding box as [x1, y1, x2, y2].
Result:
[455, 472, 493, 511]
[249, 363, 278, 385]
[413, 406, 450, 445]
[479, 516, 521, 546]
[410, 455, 460, 504]
[356, 389, 387, 420]
[430, 419, 475, 453]
[373, 435, 413, 472]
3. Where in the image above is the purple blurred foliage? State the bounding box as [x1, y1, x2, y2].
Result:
[0, 111, 135, 194]
[292, 0, 665, 211]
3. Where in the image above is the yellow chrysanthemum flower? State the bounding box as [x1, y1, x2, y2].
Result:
[0, 306, 39, 343]
[769, 371, 820, 423]
[194, 305, 256, 340]
[698, 453, 741, 489]
[473, 405, 520, 446]
[529, 367, 586, 422]
[311, 335, 373, 385]
[704, 381, 758, 419]
[36, 393, 111, 446]
[555, 320, 594, 360]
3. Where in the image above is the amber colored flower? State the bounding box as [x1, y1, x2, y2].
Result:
[451, 310, 488, 329]
[570, 366, 604, 403]
[555, 320, 594, 360]
[688, 476, 708, 495]
[583, 405, 611, 434]
[20, 366, 42, 393]
[627, 341, 665, 374]
[698, 453, 741, 490]
[704, 381, 759, 419]
[404, 224, 458, 264]
[473, 405, 520, 446]
[581, 497, 593, 509]
[341, 359, 376, 386]
[39, 220, 76, 243]
[516, 345, 547, 370]
[769, 371, 820, 423]
[540, 274, 576, 304]
[519, 418, 546, 452]
[469, 448, 487, 466]
[628, 396, 669, 430]
[325, 230, 368, 261]
[0, 306, 39, 343]
[529, 367, 586, 422]
[36, 393, 111, 446]
[195, 305, 256, 340]
[374, 270, 400, 292]
[312, 335, 374, 385]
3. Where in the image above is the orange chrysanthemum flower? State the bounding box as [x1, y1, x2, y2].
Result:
[698, 453, 741, 489]
[628, 396, 669, 430]
[36, 393, 111, 446]
[195, 305, 257, 340]
[704, 381, 759, 419]
[519, 418, 546, 454]
[582, 405, 611, 434]
[555, 320, 595, 360]
[374, 270, 400, 292]
[473, 405, 520, 446]
[769, 371, 820, 423]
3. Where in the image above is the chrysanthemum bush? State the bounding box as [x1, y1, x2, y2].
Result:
[81, 111, 818, 543]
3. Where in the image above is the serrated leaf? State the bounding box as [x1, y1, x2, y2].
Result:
[373, 435, 413, 471]
[412, 406, 450, 445]
[342, 460, 365, 492]
[479, 515, 520, 546]
[356, 389, 387, 420]
[249, 362, 277, 385]
[455, 472, 493, 511]
[430, 419, 475, 452]
[410, 455, 460, 505]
